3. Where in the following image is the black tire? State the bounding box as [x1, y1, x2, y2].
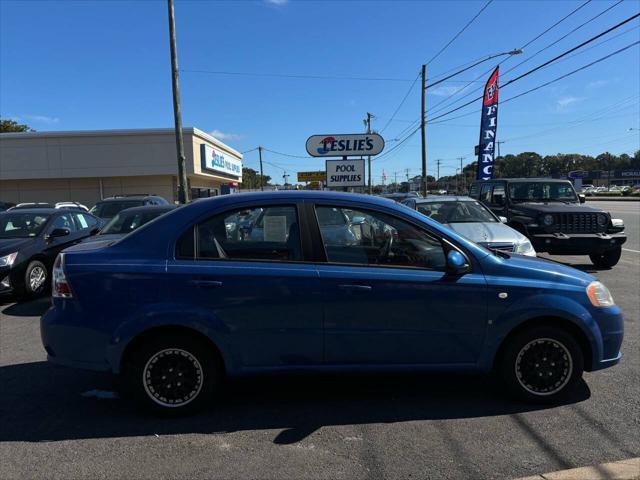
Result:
[123, 333, 220, 416]
[589, 246, 622, 268]
[23, 260, 48, 297]
[499, 325, 584, 404]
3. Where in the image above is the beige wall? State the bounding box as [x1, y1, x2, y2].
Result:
[0, 175, 176, 207]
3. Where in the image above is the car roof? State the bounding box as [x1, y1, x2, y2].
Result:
[413, 195, 475, 203]
[3, 208, 59, 214]
[117, 205, 176, 215]
[97, 195, 159, 202]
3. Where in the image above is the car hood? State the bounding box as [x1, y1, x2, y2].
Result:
[483, 251, 595, 288]
[512, 202, 603, 213]
[0, 237, 34, 256]
[443, 222, 527, 245]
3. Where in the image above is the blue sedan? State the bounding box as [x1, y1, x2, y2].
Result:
[41, 191, 623, 415]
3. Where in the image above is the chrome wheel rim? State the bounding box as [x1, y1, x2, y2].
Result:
[29, 266, 46, 292]
[143, 348, 203, 408]
[515, 338, 573, 396]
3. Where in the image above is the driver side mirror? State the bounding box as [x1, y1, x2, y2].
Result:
[46, 228, 70, 241]
[499, 216, 508, 223]
[446, 250, 470, 275]
[578, 194, 586, 203]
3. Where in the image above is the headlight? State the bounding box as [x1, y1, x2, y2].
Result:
[597, 214, 608, 227]
[611, 218, 624, 228]
[515, 240, 536, 256]
[586, 281, 615, 307]
[542, 214, 554, 226]
[0, 252, 18, 268]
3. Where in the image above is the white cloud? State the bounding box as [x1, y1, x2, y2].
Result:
[265, 0, 288, 5]
[16, 114, 60, 124]
[209, 129, 242, 142]
[587, 80, 608, 89]
[556, 96, 585, 109]
[427, 85, 463, 97]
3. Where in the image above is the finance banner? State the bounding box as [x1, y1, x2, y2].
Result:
[476, 66, 499, 181]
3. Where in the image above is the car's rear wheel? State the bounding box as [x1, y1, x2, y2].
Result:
[24, 260, 48, 297]
[124, 334, 220, 416]
[589, 246, 622, 268]
[499, 325, 584, 403]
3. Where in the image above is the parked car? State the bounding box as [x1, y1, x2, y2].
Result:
[89, 194, 170, 220]
[81, 205, 176, 243]
[0, 201, 15, 212]
[41, 191, 623, 415]
[55, 201, 89, 212]
[0, 208, 101, 298]
[403, 196, 536, 256]
[380, 192, 422, 202]
[469, 178, 626, 268]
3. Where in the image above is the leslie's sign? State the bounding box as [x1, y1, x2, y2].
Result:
[306, 134, 384, 157]
[200, 144, 242, 177]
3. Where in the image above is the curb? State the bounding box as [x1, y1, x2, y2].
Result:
[516, 457, 640, 480]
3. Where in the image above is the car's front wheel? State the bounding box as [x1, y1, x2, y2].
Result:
[589, 246, 622, 268]
[124, 334, 220, 415]
[23, 260, 48, 297]
[499, 325, 584, 403]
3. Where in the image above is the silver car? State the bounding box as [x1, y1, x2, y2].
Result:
[402, 196, 536, 256]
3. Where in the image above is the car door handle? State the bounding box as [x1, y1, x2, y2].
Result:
[337, 284, 372, 293]
[189, 280, 224, 288]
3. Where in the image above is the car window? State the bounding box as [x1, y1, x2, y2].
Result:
[469, 183, 479, 198]
[315, 206, 446, 270]
[508, 182, 578, 202]
[51, 213, 76, 232]
[416, 201, 497, 223]
[73, 213, 98, 230]
[0, 213, 50, 238]
[89, 200, 144, 219]
[176, 205, 302, 262]
[480, 183, 492, 203]
[490, 184, 505, 205]
[101, 210, 165, 235]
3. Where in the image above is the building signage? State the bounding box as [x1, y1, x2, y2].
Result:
[568, 170, 590, 179]
[325, 159, 365, 187]
[306, 134, 384, 157]
[297, 171, 326, 182]
[476, 66, 499, 181]
[200, 144, 242, 177]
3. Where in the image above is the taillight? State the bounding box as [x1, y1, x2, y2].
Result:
[52, 253, 73, 298]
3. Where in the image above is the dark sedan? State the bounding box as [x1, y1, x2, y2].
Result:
[82, 205, 176, 243]
[0, 208, 101, 298]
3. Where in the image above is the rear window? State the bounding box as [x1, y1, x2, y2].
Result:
[90, 200, 144, 219]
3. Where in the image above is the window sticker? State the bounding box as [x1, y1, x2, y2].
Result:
[263, 216, 287, 242]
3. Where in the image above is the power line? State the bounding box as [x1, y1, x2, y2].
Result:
[502, 0, 625, 76]
[261, 147, 315, 159]
[379, 71, 421, 133]
[425, 0, 494, 66]
[426, 13, 640, 124]
[520, 0, 592, 50]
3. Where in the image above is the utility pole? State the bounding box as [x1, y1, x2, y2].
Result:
[496, 141, 505, 159]
[394, 171, 398, 191]
[458, 157, 466, 194]
[283, 171, 290, 187]
[365, 112, 373, 194]
[420, 64, 427, 197]
[436, 159, 442, 182]
[167, 0, 189, 204]
[258, 146, 264, 191]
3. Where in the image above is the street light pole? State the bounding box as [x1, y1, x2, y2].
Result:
[167, 0, 189, 204]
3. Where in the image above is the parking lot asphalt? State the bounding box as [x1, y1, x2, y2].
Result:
[0, 202, 638, 480]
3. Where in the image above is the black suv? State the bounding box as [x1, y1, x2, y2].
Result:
[470, 178, 626, 268]
[89, 194, 170, 220]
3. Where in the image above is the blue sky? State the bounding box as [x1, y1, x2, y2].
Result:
[1, 0, 639, 184]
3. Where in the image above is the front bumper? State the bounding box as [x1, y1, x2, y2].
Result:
[530, 232, 627, 255]
[588, 305, 624, 372]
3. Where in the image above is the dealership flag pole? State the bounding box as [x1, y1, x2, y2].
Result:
[167, 0, 189, 204]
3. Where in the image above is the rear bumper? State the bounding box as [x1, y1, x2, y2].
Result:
[530, 232, 627, 255]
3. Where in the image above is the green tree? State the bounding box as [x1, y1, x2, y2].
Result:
[0, 119, 33, 132]
[239, 167, 271, 190]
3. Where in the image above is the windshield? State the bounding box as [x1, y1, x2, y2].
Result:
[100, 210, 166, 235]
[0, 212, 50, 238]
[89, 200, 144, 219]
[508, 182, 578, 202]
[417, 200, 497, 223]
